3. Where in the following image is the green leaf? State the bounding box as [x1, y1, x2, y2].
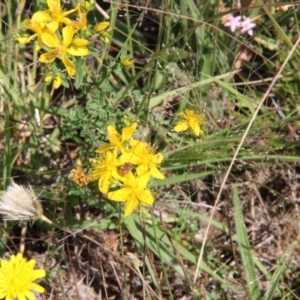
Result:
[233, 186, 261, 299]
[152, 171, 215, 186]
[74, 59, 85, 89]
[159, 48, 189, 61]
[61, 77, 70, 88]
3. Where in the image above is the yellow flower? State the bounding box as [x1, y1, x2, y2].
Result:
[80, 0, 93, 11]
[45, 74, 62, 89]
[174, 109, 204, 137]
[32, 0, 76, 33]
[73, 4, 88, 31]
[100, 31, 111, 44]
[108, 172, 154, 216]
[94, 21, 110, 32]
[95, 122, 137, 153]
[0, 252, 46, 300]
[121, 58, 133, 67]
[94, 21, 111, 43]
[39, 25, 89, 76]
[89, 150, 121, 194]
[69, 160, 89, 186]
[120, 140, 165, 179]
[16, 17, 46, 50]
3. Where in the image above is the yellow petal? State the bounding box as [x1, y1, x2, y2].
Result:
[73, 13, 87, 30]
[46, 21, 60, 33]
[108, 188, 132, 202]
[47, 0, 60, 11]
[67, 46, 89, 56]
[128, 139, 141, 149]
[62, 10, 77, 18]
[124, 198, 138, 216]
[95, 143, 113, 153]
[23, 19, 41, 32]
[138, 190, 154, 205]
[39, 49, 59, 63]
[31, 11, 52, 24]
[174, 121, 189, 132]
[121, 59, 132, 67]
[136, 165, 149, 177]
[62, 25, 74, 47]
[61, 53, 76, 76]
[36, 35, 43, 50]
[94, 21, 110, 32]
[41, 29, 60, 48]
[72, 38, 89, 47]
[150, 166, 165, 180]
[153, 152, 164, 164]
[44, 75, 52, 83]
[89, 168, 101, 181]
[53, 75, 62, 89]
[136, 173, 151, 190]
[191, 125, 201, 136]
[32, 269, 46, 280]
[24, 18, 31, 27]
[23, 290, 35, 300]
[107, 125, 118, 136]
[29, 283, 45, 293]
[99, 173, 113, 194]
[17, 35, 36, 44]
[121, 122, 137, 142]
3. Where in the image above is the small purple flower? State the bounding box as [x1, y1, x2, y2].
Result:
[240, 17, 256, 36]
[224, 15, 242, 33]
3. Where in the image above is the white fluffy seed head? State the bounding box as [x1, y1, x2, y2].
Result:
[0, 182, 43, 222]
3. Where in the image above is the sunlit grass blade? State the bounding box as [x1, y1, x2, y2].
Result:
[264, 236, 299, 300]
[233, 186, 261, 299]
[148, 71, 238, 109]
[124, 214, 226, 286]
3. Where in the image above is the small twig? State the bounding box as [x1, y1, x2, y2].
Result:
[19, 224, 27, 253]
[95, 3, 110, 19]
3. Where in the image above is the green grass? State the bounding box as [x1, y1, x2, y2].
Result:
[1, 0, 300, 299]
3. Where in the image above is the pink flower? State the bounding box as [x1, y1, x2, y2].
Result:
[240, 17, 256, 36]
[224, 15, 242, 33]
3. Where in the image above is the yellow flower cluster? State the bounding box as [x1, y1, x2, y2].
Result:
[90, 122, 165, 216]
[69, 159, 89, 187]
[17, 0, 111, 88]
[174, 109, 204, 137]
[0, 253, 46, 300]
